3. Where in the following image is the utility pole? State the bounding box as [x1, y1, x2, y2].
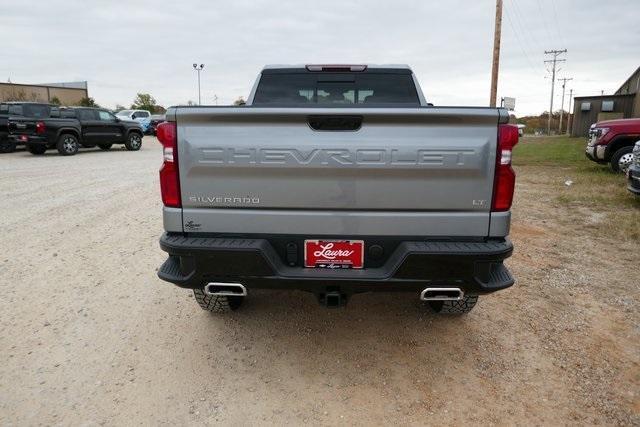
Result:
[558, 77, 573, 133]
[192, 63, 204, 105]
[566, 88, 573, 136]
[489, 0, 503, 107]
[544, 49, 567, 135]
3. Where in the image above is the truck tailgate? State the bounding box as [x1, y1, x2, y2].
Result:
[174, 107, 500, 237]
[8, 117, 38, 136]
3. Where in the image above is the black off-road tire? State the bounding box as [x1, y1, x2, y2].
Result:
[428, 296, 478, 315]
[98, 143, 113, 150]
[610, 145, 634, 173]
[0, 138, 16, 153]
[124, 132, 142, 151]
[193, 289, 244, 313]
[27, 144, 47, 155]
[57, 133, 79, 156]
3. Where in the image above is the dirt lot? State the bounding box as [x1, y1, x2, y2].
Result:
[1, 137, 638, 425]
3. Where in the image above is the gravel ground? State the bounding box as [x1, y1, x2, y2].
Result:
[1, 138, 638, 425]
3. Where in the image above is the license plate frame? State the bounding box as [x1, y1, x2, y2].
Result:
[304, 239, 364, 269]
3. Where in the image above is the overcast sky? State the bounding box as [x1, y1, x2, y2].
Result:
[1, 0, 638, 115]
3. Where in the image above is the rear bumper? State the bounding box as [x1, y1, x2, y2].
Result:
[628, 164, 640, 195]
[11, 135, 47, 146]
[157, 233, 515, 296]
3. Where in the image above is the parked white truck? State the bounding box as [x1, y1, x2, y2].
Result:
[156, 64, 519, 314]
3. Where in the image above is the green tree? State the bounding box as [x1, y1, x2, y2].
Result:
[79, 97, 99, 107]
[115, 104, 126, 112]
[50, 96, 61, 105]
[130, 93, 162, 113]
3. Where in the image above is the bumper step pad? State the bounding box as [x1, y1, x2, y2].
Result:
[158, 233, 515, 294]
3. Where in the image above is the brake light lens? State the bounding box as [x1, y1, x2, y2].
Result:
[156, 122, 181, 208]
[305, 64, 367, 72]
[36, 121, 46, 135]
[492, 124, 519, 212]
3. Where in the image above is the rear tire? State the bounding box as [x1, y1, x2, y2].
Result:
[610, 146, 634, 173]
[98, 143, 112, 150]
[428, 296, 478, 315]
[57, 133, 79, 156]
[124, 132, 142, 151]
[0, 138, 16, 153]
[27, 144, 47, 155]
[193, 289, 244, 313]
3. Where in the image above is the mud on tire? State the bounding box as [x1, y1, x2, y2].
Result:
[428, 295, 478, 314]
[193, 289, 244, 313]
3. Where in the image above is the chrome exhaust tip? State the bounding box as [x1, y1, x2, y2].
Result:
[204, 282, 247, 297]
[420, 287, 464, 301]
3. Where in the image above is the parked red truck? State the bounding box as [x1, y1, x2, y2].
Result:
[586, 118, 640, 173]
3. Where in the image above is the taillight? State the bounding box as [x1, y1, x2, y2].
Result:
[156, 122, 181, 208]
[36, 121, 46, 135]
[492, 124, 519, 211]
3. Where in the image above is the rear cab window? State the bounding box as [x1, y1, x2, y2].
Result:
[21, 104, 52, 118]
[8, 105, 23, 116]
[253, 68, 420, 106]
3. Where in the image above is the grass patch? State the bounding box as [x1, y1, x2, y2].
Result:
[513, 136, 586, 167]
[514, 136, 640, 241]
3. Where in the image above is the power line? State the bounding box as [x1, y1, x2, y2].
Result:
[509, 1, 545, 69]
[549, 0, 567, 47]
[536, 0, 554, 46]
[503, 4, 539, 74]
[509, 1, 549, 80]
[544, 49, 567, 135]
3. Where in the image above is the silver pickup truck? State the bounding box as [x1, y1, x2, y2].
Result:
[156, 64, 519, 315]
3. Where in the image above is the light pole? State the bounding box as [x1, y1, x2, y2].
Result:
[192, 63, 204, 105]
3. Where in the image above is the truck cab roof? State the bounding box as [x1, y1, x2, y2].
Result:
[261, 64, 412, 71]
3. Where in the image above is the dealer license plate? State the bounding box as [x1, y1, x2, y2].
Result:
[304, 240, 364, 269]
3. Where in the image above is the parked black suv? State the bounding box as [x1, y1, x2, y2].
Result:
[0, 102, 55, 153]
[9, 107, 144, 156]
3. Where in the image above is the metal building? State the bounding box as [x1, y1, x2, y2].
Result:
[0, 81, 89, 106]
[571, 66, 640, 137]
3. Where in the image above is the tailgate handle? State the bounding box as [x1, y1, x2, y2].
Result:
[308, 115, 362, 131]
